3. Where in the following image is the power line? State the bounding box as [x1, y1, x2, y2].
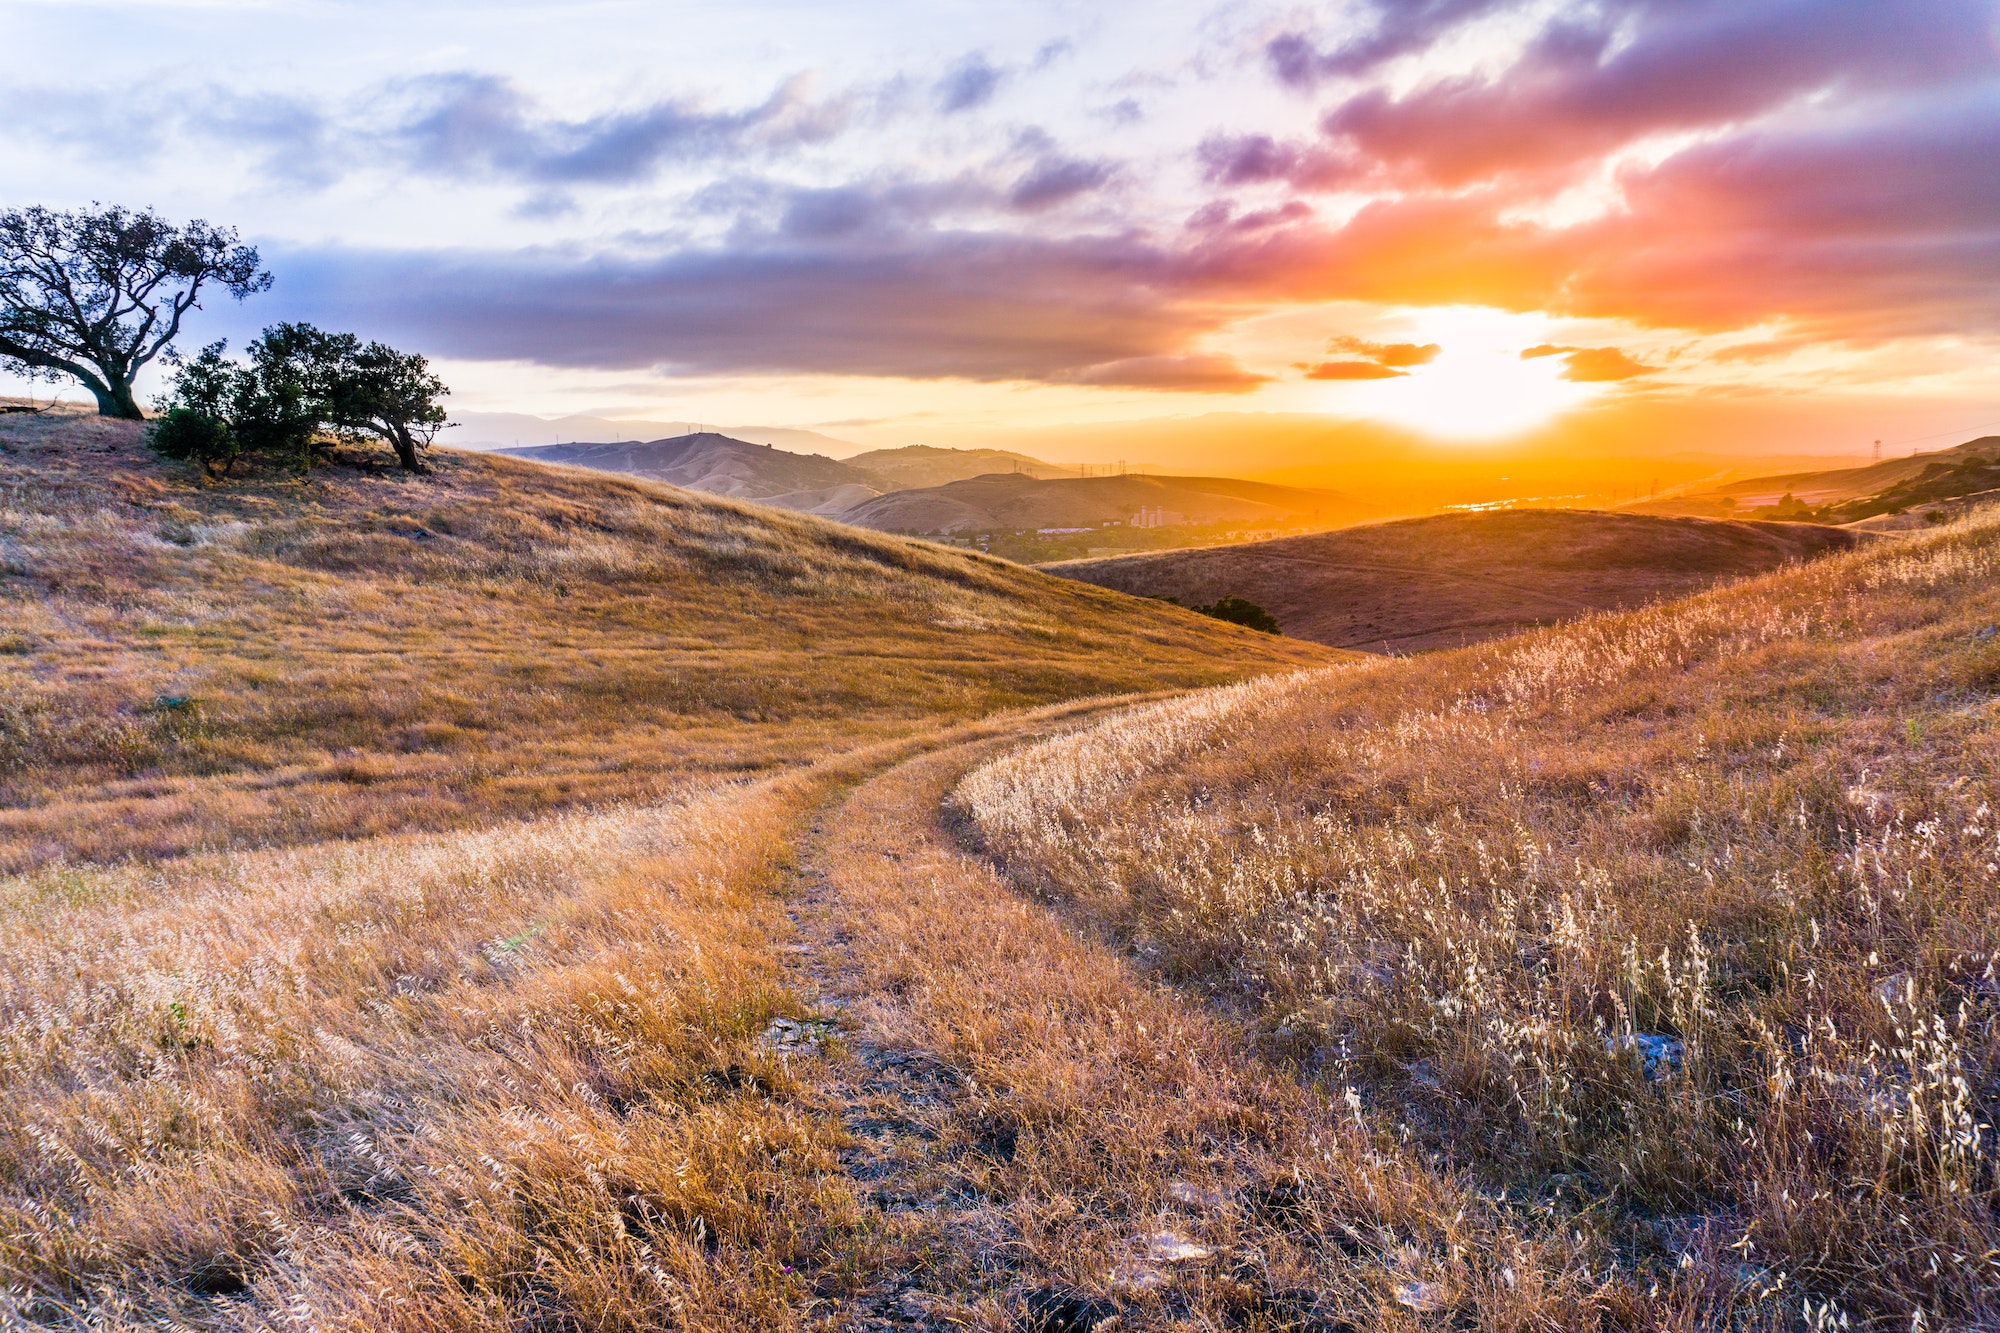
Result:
[1877, 412, 2000, 451]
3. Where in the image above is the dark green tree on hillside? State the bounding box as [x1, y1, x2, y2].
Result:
[151, 323, 451, 475]
[1194, 595, 1281, 634]
[0, 205, 271, 419]
[327, 337, 452, 472]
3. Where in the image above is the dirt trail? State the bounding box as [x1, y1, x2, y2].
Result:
[769, 706, 1415, 1333]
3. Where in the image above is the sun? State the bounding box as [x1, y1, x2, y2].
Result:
[1317, 306, 1607, 440]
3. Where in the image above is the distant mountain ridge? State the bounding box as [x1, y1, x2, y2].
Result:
[845, 444, 1072, 489]
[497, 432, 1371, 537]
[838, 471, 1367, 535]
[449, 412, 866, 456]
[497, 434, 878, 516]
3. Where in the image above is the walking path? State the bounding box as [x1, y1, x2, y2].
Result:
[766, 705, 1432, 1333]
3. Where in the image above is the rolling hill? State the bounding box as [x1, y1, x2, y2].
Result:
[1637, 435, 2000, 517]
[497, 432, 879, 515]
[449, 412, 865, 456]
[1046, 508, 1867, 651]
[837, 470, 1367, 535]
[496, 432, 1083, 518]
[843, 444, 1071, 489]
[0, 409, 1328, 870]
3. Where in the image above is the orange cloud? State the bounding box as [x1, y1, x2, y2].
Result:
[1304, 359, 1408, 379]
[1521, 344, 1658, 381]
[1328, 336, 1441, 367]
[1063, 354, 1271, 392]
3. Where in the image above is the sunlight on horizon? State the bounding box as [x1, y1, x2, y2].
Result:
[1308, 306, 1606, 441]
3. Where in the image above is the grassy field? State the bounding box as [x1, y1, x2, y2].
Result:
[0, 410, 1331, 1329]
[0, 409, 1322, 871]
[961, 506, 2000, 1328]
[15, 400, 1998, 1329]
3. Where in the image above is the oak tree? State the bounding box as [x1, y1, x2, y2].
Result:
[0, 205, 271, 419]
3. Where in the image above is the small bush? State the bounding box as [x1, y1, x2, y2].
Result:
[1193, 595, 1281, 634]
[148, 404, 241, 476]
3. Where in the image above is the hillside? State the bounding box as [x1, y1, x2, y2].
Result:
[1047, 508, 1866, 651]
[497, 432, 879, 515]
[838, 470, 1365, 535]
[1635, 436, 2000, 517]
[0, 411, 1327, 871]
[845, 443, 1070, 489]
[495, 433, 1082, 518]
[450, 412, 864, 456]
[958, 511, 2000, 1328]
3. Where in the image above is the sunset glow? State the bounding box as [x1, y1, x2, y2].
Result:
[3, 0, 1996, 469]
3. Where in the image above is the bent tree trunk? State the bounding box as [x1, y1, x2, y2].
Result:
[390, 425, 428, 474]
[91, 376, 143, 420]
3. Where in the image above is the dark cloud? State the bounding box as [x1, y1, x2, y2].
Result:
[267, 232, 1219, 384]
[1265, 0, 1502, 88]
[1096, 98, 1145, 126]
[937, 54, 1005, 113]
[1008, 156, 1115, 211]
[1171, 4, 2000, 344]
[1186, 200, 1315, 234]
[1033, 39, 1075, 69]
[779, 187, 880, 239]
[1197, 134, 1361, 191]
[396, 72, 849, 185]
[1522, 345, 1658, 381]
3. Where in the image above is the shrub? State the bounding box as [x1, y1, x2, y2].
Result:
[1193, 595, 1280, 634]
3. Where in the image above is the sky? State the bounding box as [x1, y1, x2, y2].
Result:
[6, 0, 2000, 471]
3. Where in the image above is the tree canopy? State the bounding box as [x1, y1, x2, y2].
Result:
[0, 205, 270, 419]
[150, 323, 451, 476]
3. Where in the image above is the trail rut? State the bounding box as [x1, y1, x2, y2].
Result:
[767, 706, 1401, 1333]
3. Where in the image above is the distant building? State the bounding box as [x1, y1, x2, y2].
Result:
[1131, 506, 1186, 528]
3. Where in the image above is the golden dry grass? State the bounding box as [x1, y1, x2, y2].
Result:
[960, 505, 2000, 1328]
[0, 410, 1327, 870]
[0, 411, 1333, 1329]
[786, 720, 1619, 1333]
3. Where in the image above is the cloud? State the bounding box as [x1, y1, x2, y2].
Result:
[1185, 200, 1315, 234]
[1303, 360, 1407, 380]
[937, 54, 1005, 113]
[42, 0, 1996, 397]
[1300, 336, 1441, 379]
[267, 232, 1228, 385]
[1315, 0, 1999, 189]
[395, 72, 850, 185]
[1008, 155, 1115, 211]
[1328, 336, 1441, 367]
[1265, 0, 1503, 88]
[1197, 133, 1362, 191]
[1522, 345, 1658, 381]
[1063, 354, 1271, 392]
